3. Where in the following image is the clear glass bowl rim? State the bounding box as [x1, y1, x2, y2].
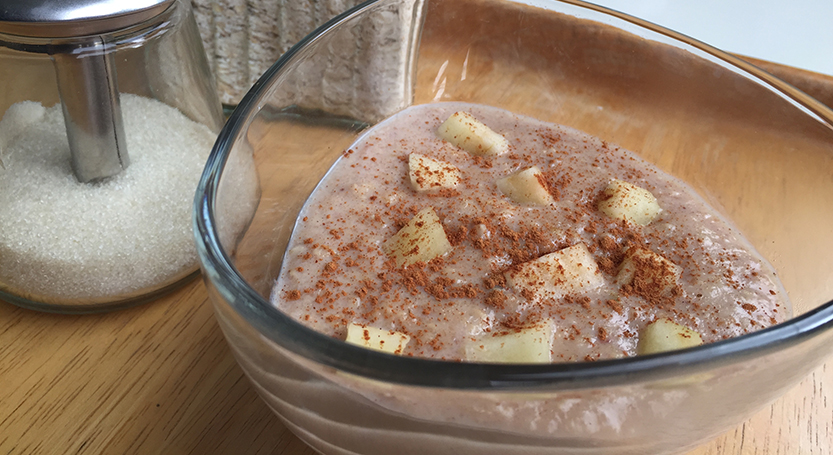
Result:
[194, 0, 833, 390]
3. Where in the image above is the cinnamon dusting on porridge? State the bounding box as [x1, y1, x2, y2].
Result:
[271, 103, 790, 362]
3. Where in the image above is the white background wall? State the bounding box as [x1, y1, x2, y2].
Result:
[525, 0, 833, 75]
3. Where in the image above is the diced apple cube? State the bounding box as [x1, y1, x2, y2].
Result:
[382, 207, 452, 267]
[616, 248, 681, 296]
[437, 111, 508, 156]
[408, 153, 461, 192]
[637, 318, 703, 355]
[496, 166, 553, 205]
[345, 323, 411, 354]
[504, 243, 603, 302]
[598, 179, 662, 225]
[465, 323, 553, 363]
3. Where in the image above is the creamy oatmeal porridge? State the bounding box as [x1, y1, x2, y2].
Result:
[270, 102, 789, 362]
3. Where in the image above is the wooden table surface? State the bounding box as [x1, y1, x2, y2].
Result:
[3, 1, 833, 454]
[1, 268, 831, 455]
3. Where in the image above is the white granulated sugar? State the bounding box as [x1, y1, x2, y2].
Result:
[0, 95, 215, 300]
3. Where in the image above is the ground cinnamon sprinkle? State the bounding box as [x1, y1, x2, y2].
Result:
[542, 168, 571, 202]
[484, 273, 507, 289]
[599, 236, 617, 252]
[618, 250, 682, 308]
[484, 290, 507, 310]
[598, 257, 615, 275]
[446, 225, 468, 246]
[322, 261, 339, 275]
[398, 262, 430, 294]
[562, 294, 592, 310]
[272, 102, 789, 362]
[381, 280, 393, 292]
[424, 279, 450, 300]
[285, 290, 301, 300]
[426, 188, 460, 198]
[500, 311, 543, 332]
[355, 286, 369, 298]
[428, 257, 445, 272]
[583, 222, 597, 234]
[538, 129, 562, 148]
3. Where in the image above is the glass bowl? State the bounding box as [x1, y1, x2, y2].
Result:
[193, 0, 833, 453]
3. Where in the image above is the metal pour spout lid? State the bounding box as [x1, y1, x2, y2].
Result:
[0, 0, 175, 182]
[0, 0, 175, 37]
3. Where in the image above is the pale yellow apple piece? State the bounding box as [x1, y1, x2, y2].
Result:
[597, 179, 662, 225]
[504, 243, 603, 302]
[408, 153, 461, 192]
[616, 248, 681, 295]
[465, 323, 553, 363]
[437, 111, 508, 156]
[496, 166, 553, 205]
[637, 318, 703, 355]
[382, 207, 452, 267]
[345, 323, 411, 355]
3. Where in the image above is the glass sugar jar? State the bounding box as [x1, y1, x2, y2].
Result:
[0, 0, 223, 312]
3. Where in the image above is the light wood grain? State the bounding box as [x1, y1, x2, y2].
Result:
[0, 281, 316, 455]
[2, 0, 833, 453]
